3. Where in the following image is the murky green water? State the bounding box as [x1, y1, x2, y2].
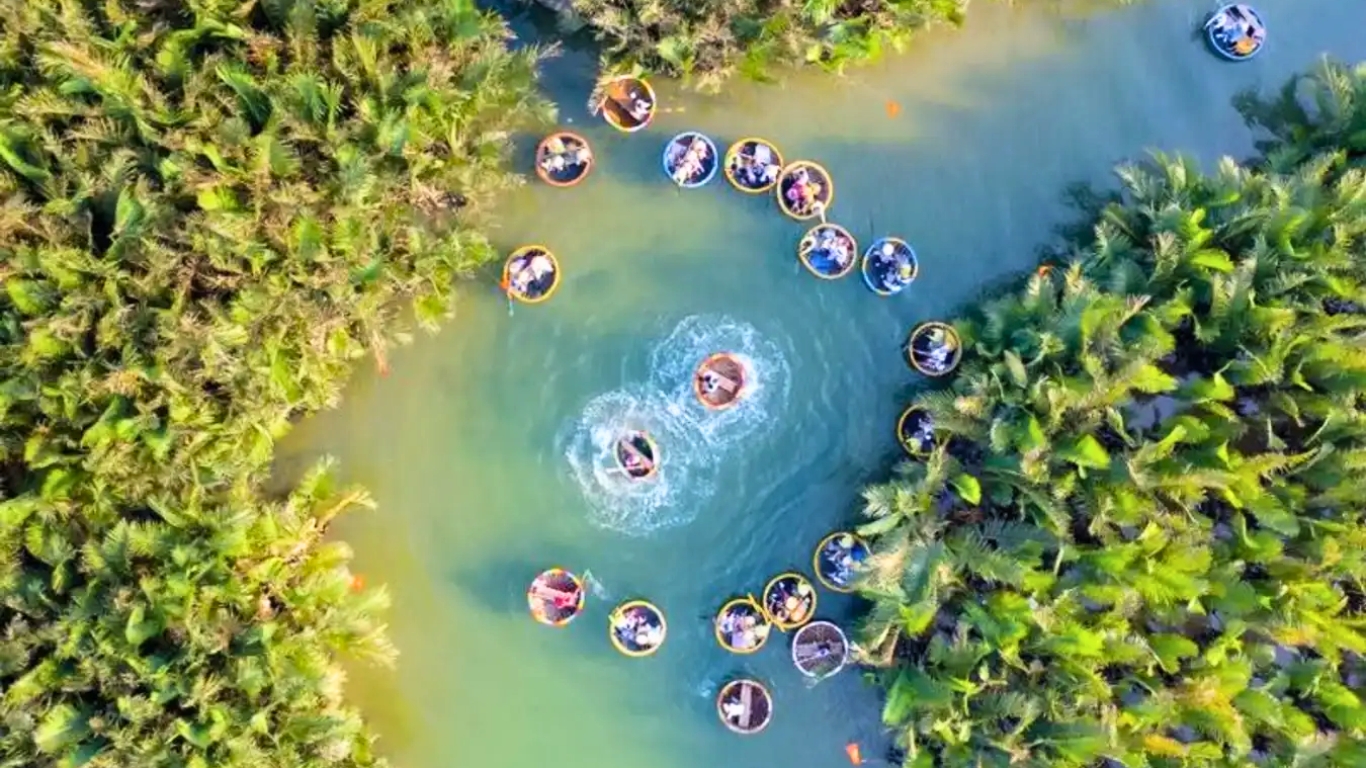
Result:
[275, 2, 1366, 767]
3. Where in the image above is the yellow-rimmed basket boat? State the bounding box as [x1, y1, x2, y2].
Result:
[535, 131, 593, 188]
[724, 137, 785, 194]
[502, 245, 561, 305]
[775, 161, 834, 221]
[608, 599, 667, 658]
[716, 679, 773, 735]
[761, 572, 817, 631]
[527, 567, 585, 627]
[598, 76, 657, 133]
[812, 532, 870, 594]
[897, 405, 936, 458]
[613, 430, 659, 481]
[905, 321, 963, 377]
[714, 596, 771, 654]
[694, 352, 747, 411]
[797, 223, 858, 280]
[791, 620, 850, 680]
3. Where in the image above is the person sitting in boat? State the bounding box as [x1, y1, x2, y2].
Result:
[733, 144, 780, 188]
[540, 135, 591, 176]
[699, 369, 723, 395]
[767, 580, 813, 625]
[822, 535, 866, 586]
[621, 447, 648, 475]
[613, 607, 664, 650]
[871, 242, 914, 292]
[785, 168, 823, 215]
[670, 138, 712, 185]
[916, 327, 958, 374]
[809, 227, 852, 273]
[721, 696, 746, 723]
[909, 415, 935, 453]
[628, 92, 653, 122]
[509, 251, 555, 296]
[530, 582, 580, 622]
[719, 609, 768, 650]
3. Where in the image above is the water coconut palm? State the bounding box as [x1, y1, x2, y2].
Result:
[853, 60, 1366, 768]
[0, 0, 551, 765]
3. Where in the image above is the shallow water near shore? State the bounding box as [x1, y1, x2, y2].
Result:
[274, 2, 1366, 767]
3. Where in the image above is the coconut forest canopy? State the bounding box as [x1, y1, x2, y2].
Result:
[855, 62, 1366, 766]
[1, 0, 1364, 767]
[0, 0, 550, 766]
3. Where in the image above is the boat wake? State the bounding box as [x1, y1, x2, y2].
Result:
[563, 315, 790, 537]
[648, 314, 791, 448]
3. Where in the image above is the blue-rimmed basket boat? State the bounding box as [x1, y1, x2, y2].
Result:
[861, 237, 918, 297]
[1204, 4, 1266, 61]
[663, 132, 719, 188]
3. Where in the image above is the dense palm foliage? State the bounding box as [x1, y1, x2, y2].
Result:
[855, 60, 1366, 767]
[0, 1, 550, 766]
[570, 0, 966, 90]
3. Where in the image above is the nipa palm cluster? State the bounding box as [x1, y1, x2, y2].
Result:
[854, 61, 1366, 768]
[0, 1, 551, 766]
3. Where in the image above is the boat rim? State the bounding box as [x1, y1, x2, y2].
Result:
[534, 131, 593, 188]
[790, 620, 851, 679]
[527, 567, 585, 627]
[608, 599, 668, 658]
[693, 352, 747, 411]
[798, 223, 859, 280]
[896, 405, 933, 458]
[662, 131, 720, 188]
[905, 321, 963, 377]
[724, 136, 785, 194]
[503, 245, 561, 305]
[716, 679, 774, 735]
[812, 533, 868, 594]
[601, 75, 657, 133]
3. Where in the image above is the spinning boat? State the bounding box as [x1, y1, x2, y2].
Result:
[613, 430, 659, 481]
[693, 352, 747, 410]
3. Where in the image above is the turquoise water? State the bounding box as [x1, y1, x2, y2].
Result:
[274, 2, 1366, 767]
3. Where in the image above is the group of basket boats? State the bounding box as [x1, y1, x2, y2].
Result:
[528, 530, 870, 735]
[518, 4, 1267, 736]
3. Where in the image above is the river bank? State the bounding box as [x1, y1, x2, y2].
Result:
[273, 2, 1366, 768]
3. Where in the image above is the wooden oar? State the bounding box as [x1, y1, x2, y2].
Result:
[739, 683, 754, 729]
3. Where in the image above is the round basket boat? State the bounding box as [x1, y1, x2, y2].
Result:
[535, 131, 594, 187]
[502, 246, 561, 305]
[905, 321, 963, 378]
[761, 572, 817, 631]
[1205, 4, 1265, 61]
[798, 224, 858, 280]
[897, 405, 936, 457]
[724, 137, 785, 194]
[714, 596, 772, 654]
[776, 161, 834, 221]
[791, 621, 850, 680]
[609, 599, 667, 658]
[662, 132, 719, 188]
[717, 679, 773, 735]
[526, 568, 585, 627]
[694, 352, 747, 411]
[613, 430, 659, 481]
[598, 76, 657, 133]
[813, 532, 870, 593]
[861, 237, 918, 297]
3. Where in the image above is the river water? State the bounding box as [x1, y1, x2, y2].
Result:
[274, 2, 1366, 767]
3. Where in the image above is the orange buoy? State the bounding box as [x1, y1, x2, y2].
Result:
[1036, 265, 1053, 277]
[885, 101, 901, 118]
[350, 574, 366, 592]
[845, 743, 864, 765]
